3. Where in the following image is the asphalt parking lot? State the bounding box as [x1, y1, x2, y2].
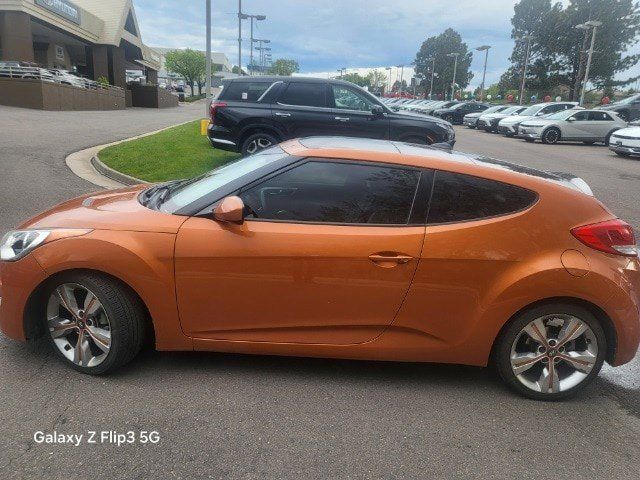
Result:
[1, 107, 640, 480]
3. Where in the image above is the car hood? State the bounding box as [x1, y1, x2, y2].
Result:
[463, 112, 483, 118]
[19, 186, 187, 234]
[520, 118, 555, 126]
[499, 115, 532, 125]
[611, 126, 640, 137]
[392, 110, 449, 125]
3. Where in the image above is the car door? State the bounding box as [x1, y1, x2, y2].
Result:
[563, 110, 591, 139]
[330, 84, 390, 139]
[272, 82, 338, 138]
[587, 111, 615, 140]
[174, 159, 428, 345]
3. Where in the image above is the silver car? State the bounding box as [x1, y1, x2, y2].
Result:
[518, 109, 626, 145]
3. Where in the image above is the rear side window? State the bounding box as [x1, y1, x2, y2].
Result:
[221, 81, 272, 102]
[278, 82, 327, 108]
[588, 111, 613, 121]
[427, 171, 537, 224]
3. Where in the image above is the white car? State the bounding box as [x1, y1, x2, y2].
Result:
[477, 105, 527, 132]
[463, 104, 508, 128]
[609, 121, 640, 157]
[519, 109, 626, 144]
[48, 69, 87, 88]
[498, 102, 579, 136]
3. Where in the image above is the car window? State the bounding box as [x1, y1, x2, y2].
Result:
[588, 111, 613, 121]
[427, 171, 537, 224]
[221, 81, 273, 102]
[332, 86, 376, 112]
[279, 82, 327, 108]
[240, 161, 420, 224]
[570, 111, 589, 121]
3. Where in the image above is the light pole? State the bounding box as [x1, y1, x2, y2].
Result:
[237, 0, 242, 75]
[576, 20, 602, 106]
[475, 45, 490, 102]
[242, 14, 266, 75]
[517, 34, 533, 105]
[253, 39, 270, 74]
[205, 0, 212, 115]
[397, 64, 405, 94]
[446, 53, 459, 101]
[385, 67, 392, 95]
[428, 57, 435, 99]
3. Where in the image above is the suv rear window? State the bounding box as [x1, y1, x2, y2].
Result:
[427, 171, 537, 224]
[221, 81, 272, 102]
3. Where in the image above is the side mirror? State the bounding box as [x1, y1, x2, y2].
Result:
[371, 105, 385, 116]
[213, 196, 244, 224]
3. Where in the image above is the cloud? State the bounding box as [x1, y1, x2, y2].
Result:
[133, 0, 639, 89]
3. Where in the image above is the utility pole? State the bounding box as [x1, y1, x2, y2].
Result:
[447, 53, 459, 101]
[244, 14, 266, 76]
[385, 67, 392, 95]
[398, 65, 405, 94]
[578, 21, 602, 106]
[573, 26, 590, 101]
[428, 58, 435, 99]
[205, 0, 212, 115]
[517, 35, 532, 105]
[237, 0, 242, 75]
[475, 45, 490, 102]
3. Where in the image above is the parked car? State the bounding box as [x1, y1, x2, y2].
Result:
[463, 105, 509, 128]
[2, 137, 637, 400]
[48, 69, 89, 88]
[478, 106, 527, 132]
[417, 100, 460, 116]
[497, 102, 579, 137]
[519, 109, 626, 145]
[432, 102, 490, 125]
[597, 93, 640, 122]
[608, 121, 640, 157]
[208, 77, 455, 155]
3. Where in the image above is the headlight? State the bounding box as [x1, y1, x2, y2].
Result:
[0, 230, 50, 261]
[0, 229, 91, 261]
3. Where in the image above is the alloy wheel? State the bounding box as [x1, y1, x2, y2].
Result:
[543, 129, 559, 144]
[46, 283, 112, 367]
[246, 137, 272, 155]
[509, 314, 598, 394]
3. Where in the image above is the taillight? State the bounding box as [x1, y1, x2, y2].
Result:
[209, 101, 227, 122]
[571, 219, 638, 257]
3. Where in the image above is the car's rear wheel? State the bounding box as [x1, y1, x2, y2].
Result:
[241, 132, 278, 156]
[44, 273, 146, 374]
[495, 303, 606, 400]
[542, 127, 561, 144]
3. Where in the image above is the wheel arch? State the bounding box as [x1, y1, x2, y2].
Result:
[489, 296, 617, 365]
[23, 268, 156, 348]
[238, 123, 283, 147]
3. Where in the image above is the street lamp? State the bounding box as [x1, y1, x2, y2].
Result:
[516, 34, 533, 105]
[576, 20, 602, 106]
[241, 13, 266, 76]
[475, 45, 491, 102]
[427, 57, 435, 99]
[446, 53, 459, 101]
[385, 67, 392, 94]
[397, 64, 405, 94]
[205, 0, 212, 115]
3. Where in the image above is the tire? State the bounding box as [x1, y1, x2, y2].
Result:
[604, 131, 615, 146]
[241, 132, 278, 156]
[583, 141, 595, 145]
[44, 273, 146, 375]
[468, 125, 476, 129]
[494, 303, 606, 400]
[541, 127, 561, 144]
[524, 138, 535, 143]
[615, 151, 631, 157]
[443, 114, 454, 123]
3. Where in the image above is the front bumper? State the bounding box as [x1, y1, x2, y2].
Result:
[0, 255, 48, 341]
[609, 144, 640, 155]
[463, 117, 478, 127]
[518, 127, 542, 139]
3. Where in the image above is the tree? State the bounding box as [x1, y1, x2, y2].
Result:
[342, 72, 370, 86]
[231, 65, 247, 75]
[164, 49, 206, 97]
[414, 28, 474, 100]
[367, 70, 387, 93]
[268, 58, 300, 76]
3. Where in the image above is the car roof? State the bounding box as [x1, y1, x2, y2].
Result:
[227, 75, 362, 88]
[281, 137, 587, 195]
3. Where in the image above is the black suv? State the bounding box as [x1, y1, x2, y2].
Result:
[432, 102, 490, 125]
[208, 76, 455, 155]
[598, 93, 640, 122]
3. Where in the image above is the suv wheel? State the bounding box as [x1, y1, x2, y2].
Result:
[541, 127, 560, 144]
[44, 273, 146, 374]
[443, 114, 454, 123]
[241, 133, 278, 156]
[495, 303, 606, 400]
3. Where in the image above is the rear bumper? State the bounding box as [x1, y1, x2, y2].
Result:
[607, 257, 640, 366]
[207, 124, 238, 152]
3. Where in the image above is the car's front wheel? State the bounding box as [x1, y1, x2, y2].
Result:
[44, 273, 146, 374]
[541, 127, 561, 144]
[241, 132, 278, 156]
[495, 303, 606, 400]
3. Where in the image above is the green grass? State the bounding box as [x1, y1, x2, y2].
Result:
[99, 121, 240, 182]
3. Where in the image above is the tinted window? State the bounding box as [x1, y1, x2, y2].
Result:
[221, 81, 272, 102]
[427, 171, 537, 224]
[279, 82, 327, 108]
[241, 161, 420, 224]
[570, 111, 589, 121]
[588, 111, 613, 121]
[332, 86, 377, 111]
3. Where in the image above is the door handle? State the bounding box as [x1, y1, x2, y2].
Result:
[335, 116, 350, 122]
[274, 112, 291, 117]
[368, 252, 414, 268]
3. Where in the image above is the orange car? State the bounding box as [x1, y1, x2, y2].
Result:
[1, 137, 639, 400]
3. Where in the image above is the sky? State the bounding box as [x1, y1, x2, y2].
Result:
[133, 0, 640, 90]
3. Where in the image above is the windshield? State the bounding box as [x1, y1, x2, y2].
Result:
[482, 105, 506, 114]
[499, 106, 522, 115]
[545, 109, 577, 120]
[159, 146, 289, 213]
[614, 94, 640, 105]
[519, 104, 544, 116]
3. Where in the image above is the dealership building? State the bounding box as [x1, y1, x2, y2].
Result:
[0, 0, 161, 89]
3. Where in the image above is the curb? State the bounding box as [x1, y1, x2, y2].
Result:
[65, 118, 198, 189]
[91, 155, 143, 186]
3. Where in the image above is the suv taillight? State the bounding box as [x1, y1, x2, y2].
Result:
[571, 219, 638, 257]
[209, 101, 227, 122]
